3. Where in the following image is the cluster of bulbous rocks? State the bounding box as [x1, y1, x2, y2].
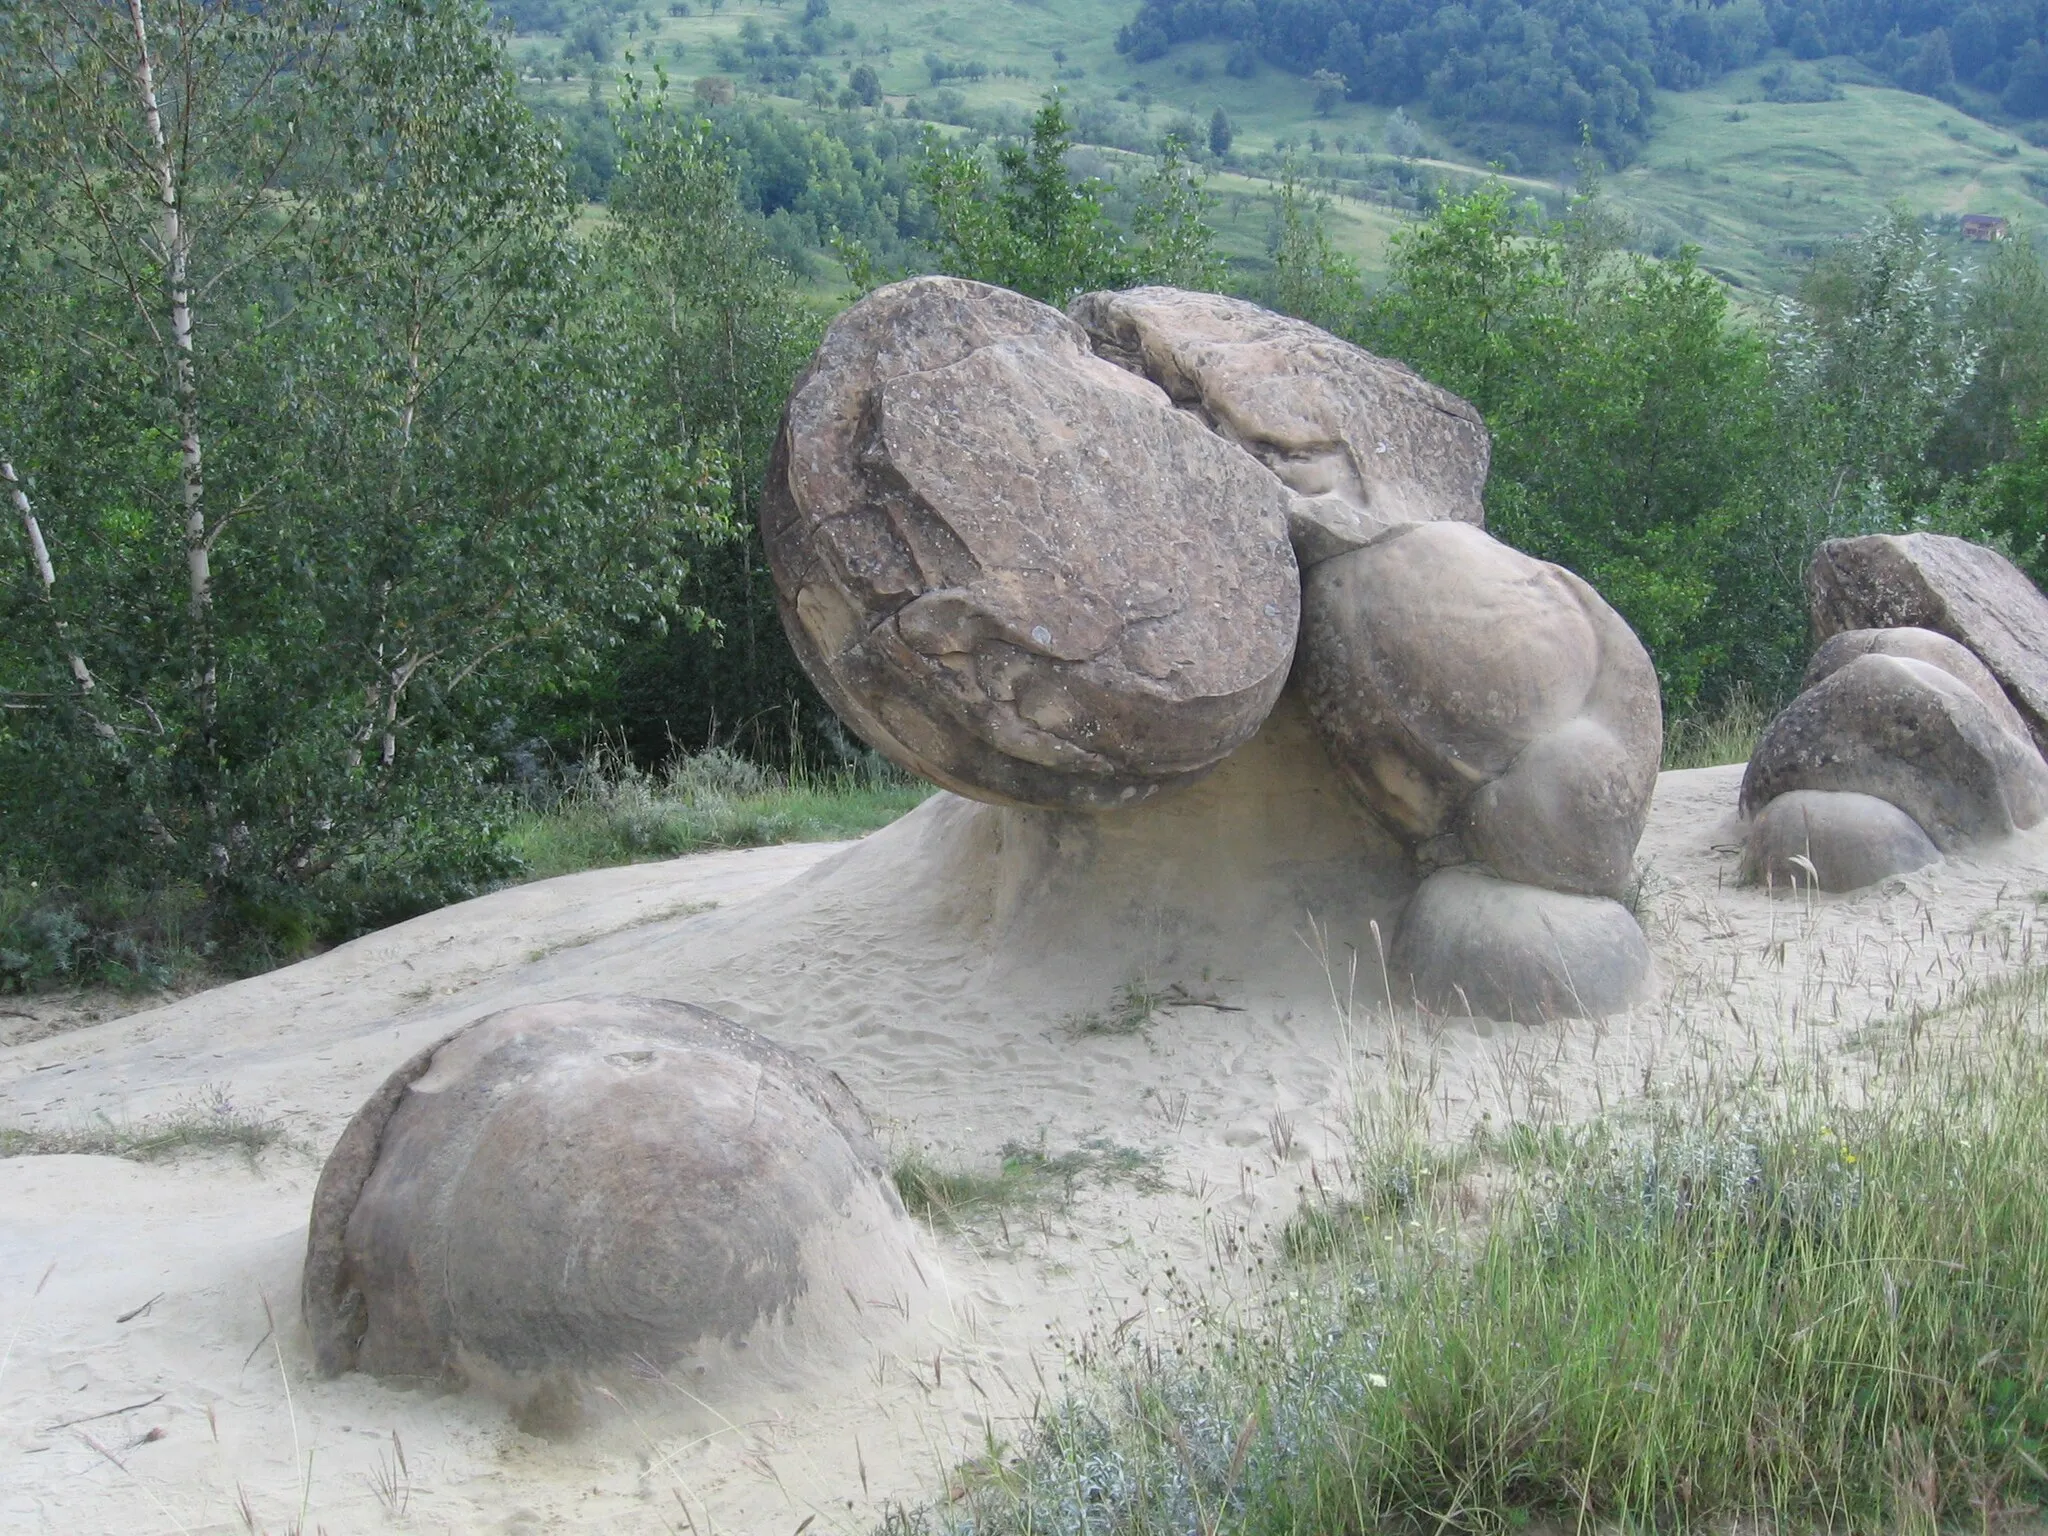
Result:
[768, 277, 1665, 1019]
[1742, 532, 2048, 892]
[302, 279, 1675, 1431]
[300, 283, 2048, 1437]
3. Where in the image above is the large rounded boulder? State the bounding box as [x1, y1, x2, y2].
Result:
[763, 276, 1300, 810]
[1296, 520, 1663, 898]
[303, 998, 925, 1432]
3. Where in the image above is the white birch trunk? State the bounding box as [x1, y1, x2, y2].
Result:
[125, 0, 215, 730]
[4, 457, 105, 713]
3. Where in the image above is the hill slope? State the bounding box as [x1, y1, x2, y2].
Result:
[503, 0, 2048, 293]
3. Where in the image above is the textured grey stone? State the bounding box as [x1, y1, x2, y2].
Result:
[1808, 533, 2048, 752]
[1803, 625, 2032, 743]
[1068, 286, 1489, 567]
[763, 276, 1300, 810]
[303, 998, 920, 1430]
[1740, 653, 2048, 849]
[1297, 520, 1662, 897]
[1741, 789, 1940, 894]
[1389, 866, 1652, 1020]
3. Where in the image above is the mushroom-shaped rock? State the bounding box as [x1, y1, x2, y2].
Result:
[1389, 867, 1652, 1019]
[1741, 789, 1940, 894]
[1803, 625, 2032, 743]
[1297, 520, 1663, 898]
[303, 998, 925, 1432]
[1740, 653, 2048, 850]
[1808, 533, 2048, 753]
[763, 275, 1300, 810]
[1068, 286, 1490, 567]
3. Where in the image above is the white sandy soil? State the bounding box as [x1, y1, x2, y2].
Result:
[6, 695, 2048, 1535]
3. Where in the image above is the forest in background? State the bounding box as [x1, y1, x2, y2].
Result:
[8, 0, 2048, 985]
[1120, 0, 2048, 167]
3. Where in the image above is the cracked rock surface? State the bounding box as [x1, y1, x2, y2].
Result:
[763, 276, 1299, 810]
[1069, 285, 1488, 568]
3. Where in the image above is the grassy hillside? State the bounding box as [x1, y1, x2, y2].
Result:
[1616, 66, 2048, 294]
[506, 0, 2048, 293]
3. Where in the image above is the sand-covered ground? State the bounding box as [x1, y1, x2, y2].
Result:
[6, 700, 2048, 1534]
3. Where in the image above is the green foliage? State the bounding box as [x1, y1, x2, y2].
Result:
[919, 98, 1137, 304]
[920, 97, 1230, 303]
[1, 0, 721, 958]
[1360, 182, 1775, 709]
[1960, 402, 2048, 585]
[1128, 136, 1229, 293]
[1120, 0, 2048, 168]
[590, 77, 831, 765]
[504, 742, 929, 878]
[1662, 683, 1774, 770]
[1264, 168, 1366, 333]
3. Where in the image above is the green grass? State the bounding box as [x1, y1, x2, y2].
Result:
[1663, 682, 1775, 770]
[0, 1087, 288, 1163]
[1615, 66, 2048, 295]
[894, 1137, 1161, 1228]
[907, 972, 2048, 1533]
[504, 744, 933, 879]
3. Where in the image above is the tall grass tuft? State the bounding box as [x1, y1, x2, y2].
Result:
[912, 974, 2048, 1534]
[505, 741, 932, 879]
[1663, 682, 1776, 771]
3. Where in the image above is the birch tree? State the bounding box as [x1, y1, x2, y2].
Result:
[2, 0, 722, 951]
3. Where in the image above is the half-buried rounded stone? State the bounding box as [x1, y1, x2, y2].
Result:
[763, 275, 1300, 810]
[1388, 867, 1652, 1020]
[1741, 789, 1940, 894]
[303, 997, 926, 1433]
[1802, 625, 2031, 742]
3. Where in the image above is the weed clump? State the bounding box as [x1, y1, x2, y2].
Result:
[894, 1137, 1160, 1227]
[0, 1088, 288, 1164]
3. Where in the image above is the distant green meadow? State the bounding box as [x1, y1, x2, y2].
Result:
[508, 0, 2048, 297]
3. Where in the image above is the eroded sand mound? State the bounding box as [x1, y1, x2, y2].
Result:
[6, 721, 2048, 1531]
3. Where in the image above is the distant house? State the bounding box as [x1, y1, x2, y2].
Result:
[1962, 214, 2011, 241]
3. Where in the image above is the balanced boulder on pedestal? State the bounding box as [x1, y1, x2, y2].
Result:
[763, 278, 1665, 1020]
[1735, 542, 2048, 895]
